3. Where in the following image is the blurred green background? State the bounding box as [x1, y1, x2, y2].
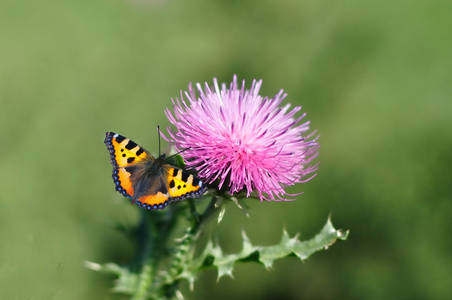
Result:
[1, 0, 451, 299]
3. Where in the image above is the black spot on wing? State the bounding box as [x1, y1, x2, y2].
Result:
[181, 170, 190, 183]
[136, 148, 144, 156]
[169, 180, 175, 189]
[192, 177, 200, 187]
[115, 135, 126, 143]
[125, 140, 137, 150]
[172, 168, 178, 177]
[127, 157, 135, 164]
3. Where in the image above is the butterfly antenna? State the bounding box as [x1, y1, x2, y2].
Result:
[166, 147, 191, 161]
[158, 124, 192, 161]
[157, 124, 161, 157]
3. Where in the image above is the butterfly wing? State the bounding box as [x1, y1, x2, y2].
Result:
[164, 165, 208, 201]
[132, 171, 172, 210]
[131, 165, 207, 210]
[104, 132, 154, 200]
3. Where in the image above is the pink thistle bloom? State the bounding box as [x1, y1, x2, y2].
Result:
[164, 75, 319, 201]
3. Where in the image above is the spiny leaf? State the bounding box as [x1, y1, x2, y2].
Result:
[190, 217, 348, 282]
[84, 261, 138, 294]
[258, 230, 296, 269]
[291, 217, 349, 260]
[87, 216, 348, 296]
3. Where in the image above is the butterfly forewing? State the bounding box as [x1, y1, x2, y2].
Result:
[105, 132, 152, 199]
[105, 132, 153, 167]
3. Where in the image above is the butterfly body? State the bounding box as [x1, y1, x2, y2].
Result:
[104, 132, 207, 210]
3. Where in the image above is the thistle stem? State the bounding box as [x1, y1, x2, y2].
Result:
[191, 196, 219, 236]
[163, 196, 219, 291]
[131, 205, 181, 300]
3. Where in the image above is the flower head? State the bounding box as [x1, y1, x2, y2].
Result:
[164, 75, 319, 201]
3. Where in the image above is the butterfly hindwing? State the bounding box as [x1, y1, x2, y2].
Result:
[133, 166, 207, 210]
[133, 173, 172, 210]
[165, 166, 207, 200]
[104, 132, 207, 210]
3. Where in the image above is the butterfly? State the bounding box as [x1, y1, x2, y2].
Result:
[104, 132, 207, 210]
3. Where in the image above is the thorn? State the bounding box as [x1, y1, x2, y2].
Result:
[84, 261, 101, 271]
[218, 206, 226, 224]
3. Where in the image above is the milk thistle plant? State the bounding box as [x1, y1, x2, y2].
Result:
[88, 76, 348, 300]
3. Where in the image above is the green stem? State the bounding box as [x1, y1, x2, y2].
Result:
[190, 196, 219, 236]
[131, 262, 153, 300]
[131, 206, 181, 300]
[130, 210, 156, 300]
[164, 196, 219, 286]
[129, 197, 218, 300]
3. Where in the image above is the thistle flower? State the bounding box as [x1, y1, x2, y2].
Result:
[164, 75, 319, 201]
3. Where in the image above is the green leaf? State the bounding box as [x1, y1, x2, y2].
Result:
[84, 261, 139, 294]
[291, 217, 349, 260]
[189, 217, 348, 282]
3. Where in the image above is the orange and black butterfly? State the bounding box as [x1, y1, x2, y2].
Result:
[104, 132, 207, 210]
